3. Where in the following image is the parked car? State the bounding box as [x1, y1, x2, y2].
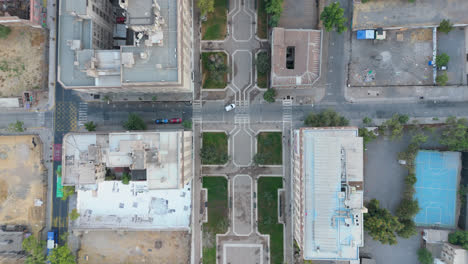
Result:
[46, 231, 57, 258]
[169, 118, 182, 124]
[225, 103, 236, 112]
[155, 119, 168, 124]
[116, 17, 126, 24]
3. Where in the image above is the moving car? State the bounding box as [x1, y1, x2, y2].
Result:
[225, 103, 236, 112]
[169, 118, 182, 124]
[155, 119, 169, 124]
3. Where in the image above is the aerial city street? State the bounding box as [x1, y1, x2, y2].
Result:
[0, 0, 468, 263]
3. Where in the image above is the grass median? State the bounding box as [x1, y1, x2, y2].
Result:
[256, 132, 282, 165]
[201, 132, 228, 164]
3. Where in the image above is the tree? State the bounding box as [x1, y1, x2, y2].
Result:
[410, 132, 428, 145]
[102, 95, 112, 104]
[256, 52, 270, 74]
[198, 0, 214, 17]
[62, 186, 75, 201]
[417, 248, 433, 264]
[263, 89, 276, 103]
[449, 230, 468, 250]
[436, 72, 448, 86]
[48, 245, 76, 264]
[380, 114, 407, 140]
[0, 25, 11, 39]
[362, 117, 373, 125]
[304, 109, 349, 127]
[320, 2, 347, 33]
[265, 0, 284, 27]
[396, 198, 420, 220]
[84, 121, 96, 131]
[69, 209, 80, 221]
[359, 128, 377, 148]
[123, 113, 147, 130]
[397, 219, 418, 238]
[439, 116, 468, 151]
[436, 53, 450, 67]
[439, 19, 454, 34]
[8, 121, 24, 132]
[364, 199, 403, 245]
[398, 114, 409, 124]
[121, 172, 131, 185]
[22, 235, 46, 264]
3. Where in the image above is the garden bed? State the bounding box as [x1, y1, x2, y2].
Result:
[256, 132, 282, 165]
[202, 177, 229, 264]
[202, 0, 228, 40]
[257, 0, 268, 39]
[201, 132, 228, 165]
[202, 52, 228, 89]
[258, 177, 283, 264]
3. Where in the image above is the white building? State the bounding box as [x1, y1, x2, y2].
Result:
[292, 127, 366, 261]
[62, 130, 193, 230]
[439, 243, 468, 264]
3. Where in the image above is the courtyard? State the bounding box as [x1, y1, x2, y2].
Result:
[349, 29, 433, 87]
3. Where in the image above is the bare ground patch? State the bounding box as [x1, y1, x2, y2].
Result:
[0, 23, 47, 97]
[77, 231, 191, 264]
[0, 136, 46, 236]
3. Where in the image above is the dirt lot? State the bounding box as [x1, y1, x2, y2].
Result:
[0, 136, 46, 236]
[77, 231, 191, 264]
[0, 22, 47, 97]
[350, 28, 433, 87]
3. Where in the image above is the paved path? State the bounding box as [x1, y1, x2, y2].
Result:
[233, 175, 253, 236]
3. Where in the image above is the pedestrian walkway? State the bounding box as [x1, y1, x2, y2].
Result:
[78, 102, 88, 127]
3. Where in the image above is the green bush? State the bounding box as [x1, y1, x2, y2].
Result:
[256, 52, 270, 74]
[265, 0, 283, 27]
[69, 209, 80, 221]
[182, 120, 192, 129]
[380, 114, 408, 140]
[417, 248, 433, 264]
[123, 113, 147, 131]
[436, 53, 450, 67]
[396, 198, 420, 220]
[22, 235, 46, 263]
[362, 117, 373, 125]
[121, 172, 131, 185]
[263, 89, 276, 103]
[439, 19, 453, 33]
[84, 121, 96, 131]
[440, 116, 468, 151]
[397, 219, 418, 238]
[404, 173, 417, 186]
[359, 128, 377, 148]
[304, 109, 349, 127]
[62, 186, 75, 201]
[8, 121, 24, 132]
[448, 230, 468, 250]
[436, 72, 448, 86]
[0, 25, 11, 39]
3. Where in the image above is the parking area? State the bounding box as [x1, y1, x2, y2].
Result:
[353, 0, 468, 30]
[350, 29, 433, 87]
[77, 230, 191, 264]
[363, 130, 443, 264]
[0, 136, 45, 236]
[277, 0, 317, 29]
[437, 28, 467, 85]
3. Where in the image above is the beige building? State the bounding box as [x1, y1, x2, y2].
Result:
[271, 28, 322, 89]
[62, 131, 193, 230]
[58, 0, 192, 94]
[292, 127, 366, 261]
[439, 243, 468, 264]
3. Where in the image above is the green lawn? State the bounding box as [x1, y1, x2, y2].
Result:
[258, 177, 283, 264]
[257, 132, 282, 165]
[202, 52, 228, 89]
[257, 0, 268, 39]
[203, 177, 229, 264]
[257, 51, 268, 88]
[202, 132, 228, 164]
[202, 0, 228, 40]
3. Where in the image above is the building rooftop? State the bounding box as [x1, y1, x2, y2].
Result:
[58, 0, 184, 88]
[75, 180, 191, 230]
[299, 127, 364, 261]
[271, 28, 322, 88]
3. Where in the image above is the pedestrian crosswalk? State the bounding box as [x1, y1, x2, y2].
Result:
[234, 113, 250, 124]
[192, 100, 202, 123]
[282, 99, 292, 123]
[37, 111, 45, 127]
[78, 102, 88, 127]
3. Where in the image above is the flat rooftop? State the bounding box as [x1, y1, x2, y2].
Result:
[62, 131, 186, 190]
[271, 28, 321, 88]
[75, 180, 191, 229]
[300, 127, 364, 260]
[58, 0, 179, 87]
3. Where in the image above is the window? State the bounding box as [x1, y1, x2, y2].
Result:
[286, 46, 295, 69]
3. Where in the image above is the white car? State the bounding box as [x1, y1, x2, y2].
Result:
[225, 103, 236, 112]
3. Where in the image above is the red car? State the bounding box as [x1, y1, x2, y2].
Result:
[169, 118, 182, 124]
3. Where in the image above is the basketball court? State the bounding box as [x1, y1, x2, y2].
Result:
[413, 150, 460, 228]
